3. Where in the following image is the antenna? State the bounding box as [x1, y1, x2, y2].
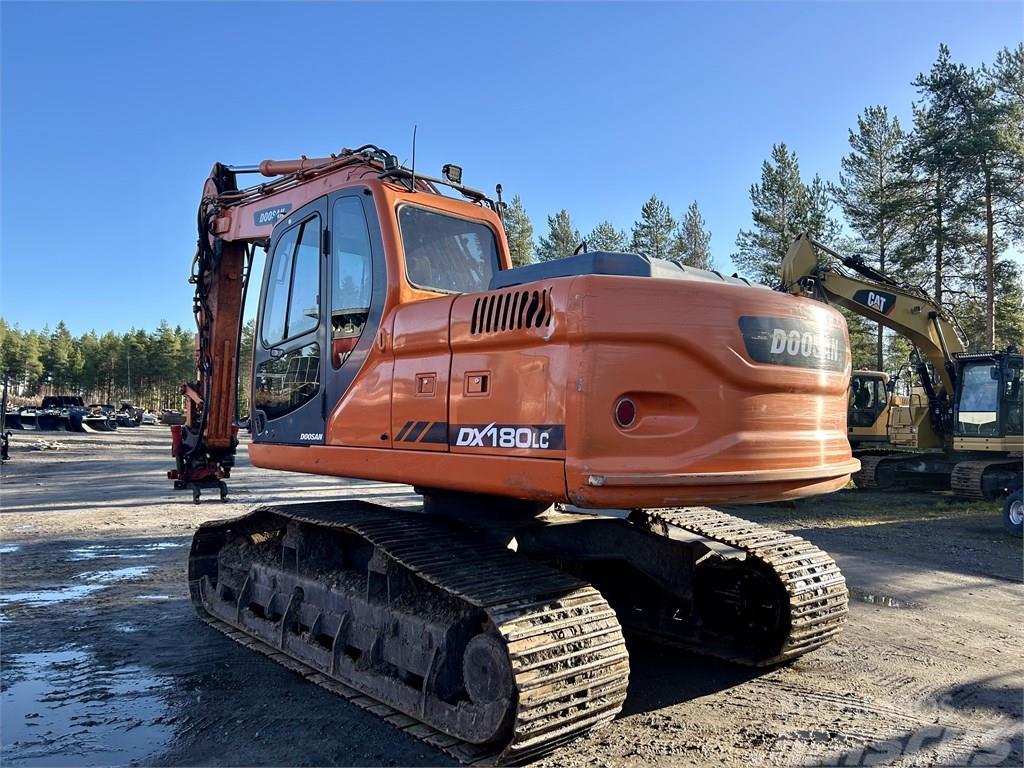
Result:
[410, 125, 417, 192]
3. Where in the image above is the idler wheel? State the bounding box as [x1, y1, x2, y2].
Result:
[462, 633, 513, 706]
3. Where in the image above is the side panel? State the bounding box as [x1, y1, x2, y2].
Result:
[391, 297, 454, 451]
[448, 284, 571, 459]
[326, 320, 394, 447]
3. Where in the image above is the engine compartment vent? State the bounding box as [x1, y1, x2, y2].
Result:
[471, 288, 553, 335]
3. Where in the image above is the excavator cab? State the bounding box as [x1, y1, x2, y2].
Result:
[953, 352, 1024, 446]
[847, 370, 892, 449]
[250, 192, 385, 445]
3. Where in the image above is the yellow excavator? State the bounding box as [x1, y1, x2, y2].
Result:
[782, 235, 1023, 505]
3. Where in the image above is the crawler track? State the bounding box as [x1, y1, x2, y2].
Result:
[851, 452, 899, 489]
[951, 459, 1021, 500]
[189, 501, 629, 765]
[636, 508, 849, 665]
[189, 502, 847, 763]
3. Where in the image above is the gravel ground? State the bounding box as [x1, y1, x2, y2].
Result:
[1, 428, 1020, 767]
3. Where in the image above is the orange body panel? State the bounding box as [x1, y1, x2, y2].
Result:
[391, 297, 453, 452]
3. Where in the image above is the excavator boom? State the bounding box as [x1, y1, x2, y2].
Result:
[781, 234, 963, 397]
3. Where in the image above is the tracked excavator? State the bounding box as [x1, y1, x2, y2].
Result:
[781, 234, 1023, 501]
[172, 146, 855, 763]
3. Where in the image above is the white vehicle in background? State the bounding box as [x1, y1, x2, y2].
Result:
[141, 411, 158, 426]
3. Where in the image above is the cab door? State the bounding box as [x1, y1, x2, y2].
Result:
[251, 197, 328, 445]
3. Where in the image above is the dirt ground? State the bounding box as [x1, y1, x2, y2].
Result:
[1, 428, 1020, 767]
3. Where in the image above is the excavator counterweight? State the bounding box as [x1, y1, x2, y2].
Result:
[175, 147, 854, 761]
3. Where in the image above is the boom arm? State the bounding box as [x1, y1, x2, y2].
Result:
[780, 234, 965, 398]
[169, 147, 502, 495]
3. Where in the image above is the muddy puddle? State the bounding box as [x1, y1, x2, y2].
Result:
[0, 585, 106, 608]
[77, 566, 153, 583]
[1, 649, 173, 766]
[849, 587, 923, 609]
[1, 565, 155, 610]
[68, 542, 182, 561]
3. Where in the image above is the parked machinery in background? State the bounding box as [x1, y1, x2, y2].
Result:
[781, 234, 1023, 506]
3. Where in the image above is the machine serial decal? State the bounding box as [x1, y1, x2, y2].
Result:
[253, 203, 293, 227]
[852, 288, 897, 316]
[739, 316, 846, 372]
[450, 423, 566, 450]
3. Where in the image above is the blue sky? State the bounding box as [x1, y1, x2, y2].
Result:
[1, 1, 1019, 335]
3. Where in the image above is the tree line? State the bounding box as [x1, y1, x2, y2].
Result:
[0, 319, 197, 410]
[507, 44, 1024, 371]
[504, 195, 715, 272]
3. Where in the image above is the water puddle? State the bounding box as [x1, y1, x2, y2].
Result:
[0, 545, 21, 554]
[850, 588, 923, 609]
[137, 594, 172, 601]
[77, 567, 153, 583]
[0, 585, 106, 607]
[68, 542, 183, 561]
[2, 566, 153, 608]
[1, 649, 172, 766]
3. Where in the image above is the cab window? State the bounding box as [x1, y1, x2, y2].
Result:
[957, 362, 1000, 436]
[261, 214, 322, 346]
[399, 205, 498, 294]
[331, 197, 373, 369]
[1002, 360, 1023, 436]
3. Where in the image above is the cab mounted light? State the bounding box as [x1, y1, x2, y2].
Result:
[442, 164, 462, 185]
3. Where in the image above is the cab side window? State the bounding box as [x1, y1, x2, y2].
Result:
[261, 214, 322, 346]
[331, 197, 373, 369]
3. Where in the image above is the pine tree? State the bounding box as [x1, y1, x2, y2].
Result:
[22, 331, 44, 393]
[502, 195, 534, 267]
[958, 260, 1024, 350]
[585, 221, 628, 252]
[734, 143, 810, 285]
[630, 196, 676, 260]
[237, 319, 255, 418]
[0, 320, 26, 384]
[986, 45, 1024, 245]
[43, 322, 76, 393]
[905, 45, 979, 308]
[671, 201, 713, 270]
[842, 309, 878, 371]
[963, 45, 1024, 348]
[536, 210, 581, 262]
[832, 105, 915, 368]
[804, 174, 842, 245]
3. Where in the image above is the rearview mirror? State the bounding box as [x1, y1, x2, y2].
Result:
[991, 366, 1000, 381]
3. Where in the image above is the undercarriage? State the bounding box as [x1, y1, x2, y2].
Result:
[853, 450, 1021, 500]
[189, 499, 847, 764]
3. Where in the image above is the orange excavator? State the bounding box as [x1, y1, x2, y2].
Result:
[174, 146, 856, 763]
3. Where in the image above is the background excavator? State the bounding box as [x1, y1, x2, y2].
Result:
[781, 235, 1023, 515]
[171, 146, 855, 763]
